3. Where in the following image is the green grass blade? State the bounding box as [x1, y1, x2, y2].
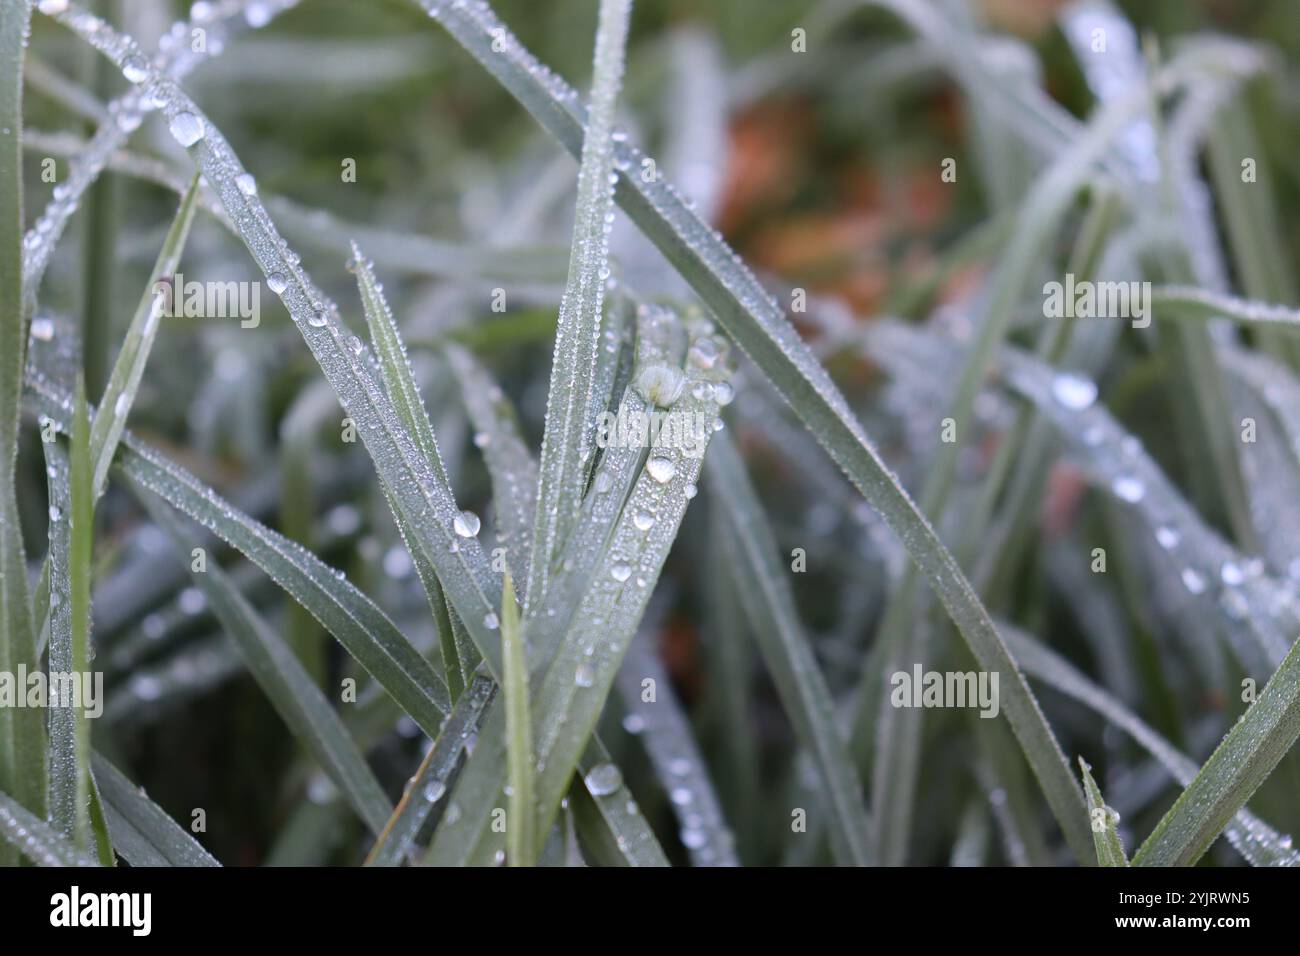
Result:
[525, 0, 631, 610]
[1006, 626, 1300, 867]
[1079, 757, 1129, 867]
[569, 741, 670, 867]
[0, 0, 43, 853]
[1132, 635, 1300, 866]
[706, 430, 871, 866]
[67, 376, 93, 851]
[0, 793, 100, 867]
[92, 753, 220, 867]
[501, 571, 535, 865]
[1150, 286, 1300, 330]
[135, 484, 393, 835]
[365, 673, 496, 867]
[353, 244, 478, 690]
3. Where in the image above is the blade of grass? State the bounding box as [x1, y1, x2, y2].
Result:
[353, 244, 478, 692]
[92, 753, 220, 867]
[501, 570, 535, 865]
[1079, 757, 1129, 867]
[0, 793, 99, 867]
[67, 376, 93, 852]
[0, 0, 43, 854]
[525, 0, 631, 610]
[706, 430, 871, 866]
[365, 672, 495, 867]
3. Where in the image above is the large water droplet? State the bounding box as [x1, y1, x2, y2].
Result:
[423, 781, 446, 802]
[610, 562, 632, 582]
[1051, 373, 1098, 410]
[646, 456, 676, 484]
[267, 272, 287, 295]
[584, 763, 622, 796]
[633, 510, 654, 531]
[1112, 476, 1144, 503]
[121, 55, 149, 84]
[168, 111, 205, 147]
[712, 381, 735, 406]
[453, 511, 481, 538]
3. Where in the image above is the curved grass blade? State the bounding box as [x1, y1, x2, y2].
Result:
[1150, 286, 1300, 330]
[0, 0, 42, 852]
[92, 753, 220, 867]
[525, 0, 632, 610]
[569, 740, 669, 867]
[1079, 757, 1128, 867]
[501, 571, 535, 865]
[365, 673, 495, 867]
[0, 793, 99, 867]
[134, 485, 392, 835]
[706, 430, 871, 866]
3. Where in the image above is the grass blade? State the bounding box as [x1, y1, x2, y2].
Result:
[92, 753, 220, 867]
[0, 793, 99, 867]
[501, 571, 535, 865]
[525, 0, 631, 609]
[1079, 757, 1129, 867]
[705, 430, 871, 866]
[0, 0, 43, 852]
[365, 672, 496, 867]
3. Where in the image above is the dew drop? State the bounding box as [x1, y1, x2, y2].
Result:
[308, 309, 329, 328]
[1181, 567, 1207, 595]
[423, 781, 446, 802]
[646, 456, 676, 484]
[621, 713, 645, 734]
[584, 763, 622, 796]
[610, 562, 632, 582]
[633, 510, 654, 531]
[574, 663, 595, 687]
[30, 317, 55, 341]
[594, 471, 613, 494]
[1112, 476, 1144, 503]
[1051, 373, 1098, 410]
[1220, 561, 1244, 586]
[453, 510, 481, 538]
[712, 381, 735, 406]
[483, 612, 500, 631]
[1154, 526, 1180, 550]
[168, 111, 205, 147]
[48, 505, 61, 521]
[235, 172, 257, 196]
[121, 55, 149, 84]
[266, 272, 287, 295]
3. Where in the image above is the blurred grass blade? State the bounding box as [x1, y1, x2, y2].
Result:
[1133, 636, 1300, 867]
[706, 430, 871, 866]
[134, 485, 393, 835]
[616, 627, 739, 866]
[0, 793, 99, 867]
[365, 673, 496, 867]
[92, 753, 220, 867]
[68, 377, 93, 852]
[1150, 286, 1300, 330]
[501, 571, 535, 865]
[353, 244, 478, 691]
[525, 0, 631, 609]
[1079, 757, 1128, 867]
[0, 0, 43, 851]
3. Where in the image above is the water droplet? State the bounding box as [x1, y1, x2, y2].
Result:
[30, 317, 54, 341]
[633, 510, 654, 531]
[681, 828, 707, 850]
[48, 505, 61, 521]
[712, 381, 735, 406]
[610, 562, 632, 582]
[1155, 526, 1180, 550]
[594, 471, 613, 494]
[1112, 476, 1144, 503]
[646, 456, 676, 484]
[308, 309, 328, 327]
[668, 757, 691, 777]
[574, 663, 595, 687]
[1220, 561, 1244, 586]
[683, 483, 698, 499]
[621, 713, 645, 734]
[114, 393, 130, 418]
[473, 431, 491, 449]
[687, 338, 720, 370]
[1051, 373, 1098, 410]
[584, 763, 622, 796]
[633, 364, 686, 407]
[38, 0, 69, 14]
[235, 172, 257, 196]
[267, 272, 287, 295]
[483, 612, 500, 630]
[168, 111, 205, 147]
[121, 55, 149, 84]
[130, 674, 162, 701]
[1181, 567, 1207, 595]
[453, 510, 481, 538]
[670, 787, 693, 806]
[423, 781, 446, 802]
